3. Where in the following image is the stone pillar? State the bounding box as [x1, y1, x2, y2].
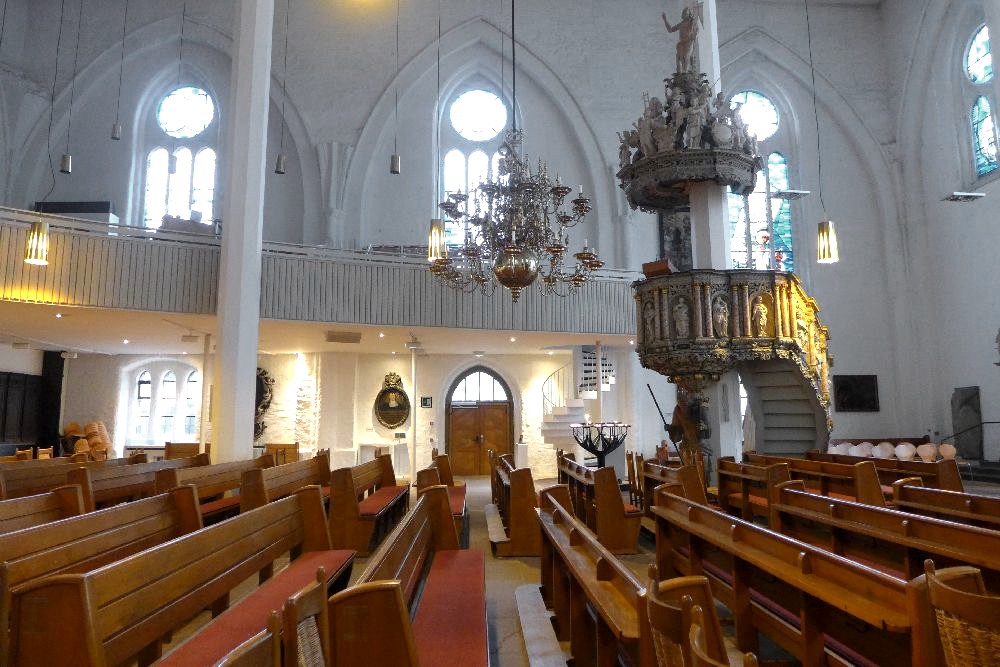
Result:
[688, 182, 731, 269]
[214, 0, 274, 463]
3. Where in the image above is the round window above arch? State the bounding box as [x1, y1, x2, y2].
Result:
[967, 24, 993, 84]
[729, 90, 779, 141]
[449, 90, 508, 141]
[156, 86, 215, 139]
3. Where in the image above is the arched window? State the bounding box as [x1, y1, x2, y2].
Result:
[184, 371, 200, 437]
[450, 370, 509, 403]
[142, 86, 218, 227]
[439, 88, 508, 245]
[726, 91, 795, 272]
[160, 371, 176, 436]
[134, 371, 152, 438]
[965, 26, 998, 177]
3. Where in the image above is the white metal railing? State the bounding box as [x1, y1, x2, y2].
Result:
[542, 364, 574, 416]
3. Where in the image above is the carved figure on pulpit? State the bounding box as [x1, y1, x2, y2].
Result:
[751, 296, 768, 337]
[667, 389, 710, 453]
[636, 116, 656, 158]
[618, 132, 633, 169]
[684, 101, 707, 149]
[731, 104, 748, 149]
[673, 298, 691, 338]
[662, 4, 703, 74]
[712, 296, 729, 338]
[643, 300, 657, 342]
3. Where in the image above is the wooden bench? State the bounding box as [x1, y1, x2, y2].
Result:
[770, 480, 1000, 584]
[741, 453, 886, 505]
[239, 450, 331, 512]
[484, 453, 540, 556]
[164, 442, 211, 460]
[0, 486, 203, 664]
[327, 485, 487, 667]
[716, 458, 791, 520]
[68, 453, 210, 512]
[891, 477, 1000, 529]
[651, 487, 938, 666]
[328, 454, 408, 556]
[156, 454, 274, 524]
[415, 457, 468, 547]
[804, 449, 964, 491]
[641, 460, 707, 514]
[557, 454, 642, 554]
[0, 456, 145, 500]
[11, 485, 354, 667]
[0, 484, 85, 534]
[535, 484, 655, 666]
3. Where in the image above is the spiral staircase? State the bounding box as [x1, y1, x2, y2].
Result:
[634, 268, 832, 455]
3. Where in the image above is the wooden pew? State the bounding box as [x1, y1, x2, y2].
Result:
[327, 454, 408, 556]
[770, 480, 1000, 584]
[164, 442, 211, 460]
[239, 451, 331, 512]
[891, 477, 1000, 529]
[484, 453, 540, 556]
[327, 485, 487, 667]
[0, 456, 145, 500]
[556, 453, 642, 555]
[415, 462, 467, 548]
[155, 454, 274, 524]
[651, 488, 930, 666]
[535, 485, 655, 666]
[715, 458, 790, 520]
[741, 453, 887, 505]
[641, 460, 708, 515]
[804, 449, 964, 491]
[0, 484, 85, 534]
[67, 453, 210, 512]
[11, 485, 354, 667]
[0, 486, 203, 664]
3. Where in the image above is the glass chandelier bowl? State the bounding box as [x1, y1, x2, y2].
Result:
[430, 128, 600, 301]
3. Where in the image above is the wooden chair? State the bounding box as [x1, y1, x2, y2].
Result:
[67, 452, 89, 463]
[35, 447, 52, 460]
[689, 605, 759, 667]
[266, 442, 300, 465]
[14, 450, 31, 461]
[626, 450, 641, 506]
[216, 612, 281, 667]
[281, 568, 330, 667]
[72, 437, 91, 456]
[646, 568, 726, 667]
[924, 560, 1000, 665]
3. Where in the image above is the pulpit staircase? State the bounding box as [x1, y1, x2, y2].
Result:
[634, 269, 832, 456]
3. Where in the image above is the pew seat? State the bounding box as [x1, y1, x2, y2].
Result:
[328, 454, 408, 555]
[157, 550, 353, 666]
[410, 549, 487, 665]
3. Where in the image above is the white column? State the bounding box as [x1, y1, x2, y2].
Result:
[695, 0, 721, 95]
[199, 334, 213, 456]
[688, 182, 731, 269]
[214, 0, 274, 463]
[410, 349, 417, 482]
[595, 340, 604, 422]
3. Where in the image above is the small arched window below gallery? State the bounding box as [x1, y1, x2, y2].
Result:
[972, 95, 999, 176]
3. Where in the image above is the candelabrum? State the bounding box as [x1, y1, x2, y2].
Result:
[570, 421, 631, 469]
[429, 129, 603, 302]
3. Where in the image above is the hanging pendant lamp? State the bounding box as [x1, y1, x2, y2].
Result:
[805, 0, 839, 264]
[275, 0, 290, 174]
[389, 0, 401, 174]
[61, 0, 83, 174]
[24, 221, 50, 266]
[111, 0, 129, 140]
[816, 219, 839, 263]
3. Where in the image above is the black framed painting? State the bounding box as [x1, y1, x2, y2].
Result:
[833, 375, 880, 412]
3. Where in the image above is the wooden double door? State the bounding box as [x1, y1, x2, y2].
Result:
[447, 402, 512, 475]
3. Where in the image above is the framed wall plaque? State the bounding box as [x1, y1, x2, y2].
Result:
[374, 372, 410, 428]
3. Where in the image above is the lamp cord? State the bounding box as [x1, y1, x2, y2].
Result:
[0, 0, 8, 55]
[803, 0, 827, 217]
[435, 0, 441, 199]
[113, 0, 129, 126]
[42, 0, 68, 203]
[66, 0, 83, 154]
[279, 0, 290, 155]
[393, 0, 399, 154]
[510, 0, 516, 132]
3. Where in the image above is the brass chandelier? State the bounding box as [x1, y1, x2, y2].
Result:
[426, 0, 601, 302]
[428, 129, 602, 301]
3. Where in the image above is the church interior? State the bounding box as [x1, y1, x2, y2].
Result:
[0, 0, 998, 664]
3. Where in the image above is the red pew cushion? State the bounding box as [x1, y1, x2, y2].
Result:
[358, 486, 407, 516]
[200, 495, 240, 516]
[446, 485, 467, 516]
[157, 549, 354, 667]
[412, 549, 487, 667]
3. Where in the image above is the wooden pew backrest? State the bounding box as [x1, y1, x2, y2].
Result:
[0, 484, 85, 534]
[240, 451, 330, 512]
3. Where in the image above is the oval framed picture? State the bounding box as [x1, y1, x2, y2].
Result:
[374, 386, 410, 428]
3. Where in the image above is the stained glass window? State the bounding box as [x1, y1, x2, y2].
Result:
[450, 90, 507, 141]
[972, 96, 999, 176]
[730, 90, 779, 141]
[967, 25, 993, 84]
[727, 152, 795, 272]
[143, 86, 217, 228]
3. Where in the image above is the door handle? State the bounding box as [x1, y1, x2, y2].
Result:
[476, 434, 485, 445]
